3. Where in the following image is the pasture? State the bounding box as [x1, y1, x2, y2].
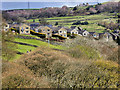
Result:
[27, 12, 116, 33]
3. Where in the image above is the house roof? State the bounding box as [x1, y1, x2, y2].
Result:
[71, 26, 76, 29]
[98, 33, 104, 35]
[78, 30, 87, 34]
[58, 26, 62, 28]
[19, 24, 29, 27]
[113, 30, 119, 33]
[89, 32, 95, 35]
[10, 24, 20, 28]
[58, 27, 67, 31]
[65, 27, 72, 32]
[51, 26, 61, 32]
[46, 24, 52, 27]
[98, 33, 105, 37]
[78, 27, 83, 30]
[30, 23, 40, 27]
[36, 26, 45, 30]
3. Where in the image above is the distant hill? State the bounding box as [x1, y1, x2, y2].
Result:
[109, 0, 120, 2]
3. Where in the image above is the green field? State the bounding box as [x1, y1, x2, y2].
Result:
[11, 37, 66, 61]
[27, 13, 116, 33]
[15, 38, 65, 49]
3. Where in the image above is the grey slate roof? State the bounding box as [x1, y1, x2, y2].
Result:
[78, 30, 86, 34]
[71, 26, 76, 29]
[89, 32, 95, 35]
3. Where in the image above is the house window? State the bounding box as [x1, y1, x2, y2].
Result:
[60, 31, 62, 33]
[84, 33, 86, 35]
[47, 33, 50, 35]
[6, 25, 8, 27]
[26, 27, 29, 29]
[38, 29, 42, 32]
[43, 29, 45, 31]
[72, 32, 74, 34]
[94, 35, 96, 37]
[75, 32, 77, 34]
[64, 35, 66, 37]
[26, 31, 29, 33]
[47, 29, 50, 31]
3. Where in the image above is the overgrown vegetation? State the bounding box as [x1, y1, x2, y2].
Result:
[2, 30, 17, 61]
[2, 43, 119, 88]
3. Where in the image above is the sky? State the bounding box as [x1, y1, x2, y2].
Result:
[1, 0, 110, 2]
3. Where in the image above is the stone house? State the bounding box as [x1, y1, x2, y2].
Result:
[71, 26, 79, 35]
[36, 26, 52, 38]
[89, 32, 99, 39]
[51, 26, 61, 35]
[35, 26, 45, 33]
[19, 24, 30, 34]
[89, 32, 95, 39]
[99, 32, 113, 41]
[11, 24, 30, 35]
[58, 27, 67, 38]
[78, 26, 83, 31]
[30, 23, 40, 31]
[92, 32, 99, 39]
[79, 30, 89, 37]
[3, 23, 9, 31]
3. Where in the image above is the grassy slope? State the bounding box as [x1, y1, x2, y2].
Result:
[10, 37, 65, 61]
[15, 38, 65, 50]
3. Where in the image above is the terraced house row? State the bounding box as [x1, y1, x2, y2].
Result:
[3, 22, 118, 41]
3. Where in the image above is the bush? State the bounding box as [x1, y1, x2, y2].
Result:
[72, 21, 89, 25]
[67, 45, 100, 60]
[2, 75, 31, 88]
[2, 44, 119, 88]
[2, 30, 17, 61]
[55, 22, 58, 26]
[73, 7, 77, 11]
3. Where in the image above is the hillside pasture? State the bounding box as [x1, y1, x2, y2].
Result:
[26, 13, 116, 33]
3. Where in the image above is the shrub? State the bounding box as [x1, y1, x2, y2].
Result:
[2, 75, 31, 88]
[55, 22, 58, 26]
[2, 44, 119, 88]
[67, 45, 100, 60]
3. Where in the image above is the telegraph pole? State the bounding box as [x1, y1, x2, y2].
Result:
[97, 0, 99, 4]
[28, 1, 30, 9]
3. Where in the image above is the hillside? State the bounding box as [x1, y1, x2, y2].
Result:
[2, 1, 119, 88]
[2, 36, 119, 88]
[109, 0, 120, 2]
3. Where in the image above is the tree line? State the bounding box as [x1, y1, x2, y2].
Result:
[2, 2, 120, 23]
